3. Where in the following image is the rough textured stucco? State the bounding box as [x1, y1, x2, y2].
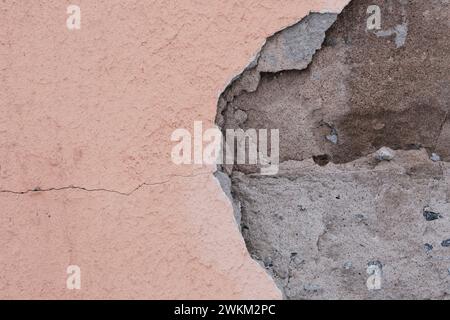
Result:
[219, 0, 450, 299]
[235, 151, 450, 299]
[0, 0, 350, 299]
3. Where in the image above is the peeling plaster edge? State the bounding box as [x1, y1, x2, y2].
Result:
[213, 2, 353, 300]
[213, 170, 241, 226]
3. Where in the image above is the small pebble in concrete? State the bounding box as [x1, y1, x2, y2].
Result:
[424, 243, 433, 253]
[441, 239, 450, 247]
[423, 207, 442, 221]
[374, 147, 395, 161]
[430, 153, 441, 162]
[263, 256, 273, 268]
[303, 283, 321, 293]
[343, 261, 353, 270]
[234, 109, 248, 124]
[326, 129, 338, 145]
[368, 260, 383, 269]
[291, 254, 305, 266]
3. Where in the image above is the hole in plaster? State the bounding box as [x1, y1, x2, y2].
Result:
[313, 154, 331, 166]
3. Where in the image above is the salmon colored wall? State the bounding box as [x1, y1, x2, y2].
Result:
[0, 0, 348, 299]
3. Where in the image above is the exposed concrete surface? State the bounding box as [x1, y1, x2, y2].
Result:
[221, 0, 450, 168]
[218, 0, 450, 299]
[234, 150, 450, 299]
[0, 0, 350, 299]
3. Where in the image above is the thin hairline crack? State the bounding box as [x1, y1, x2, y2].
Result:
[0, 171, 210, 196]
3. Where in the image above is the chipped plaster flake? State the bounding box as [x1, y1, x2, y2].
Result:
[257, 13, 338, 73]
[374, 147, 395, 161]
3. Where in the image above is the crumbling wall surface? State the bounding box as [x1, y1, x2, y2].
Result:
[219, 0, 450, 299]
[235, 151, 450, 299]
[0, 0, 350, 299]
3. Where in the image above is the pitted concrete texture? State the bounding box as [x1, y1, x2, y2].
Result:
[218, 0, 450, 299]
[234, 150, 450, 299]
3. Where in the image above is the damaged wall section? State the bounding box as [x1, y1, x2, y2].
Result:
[216, 0, 450, 299]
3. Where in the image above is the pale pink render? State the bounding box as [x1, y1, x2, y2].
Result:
[0, 0, 349, 299]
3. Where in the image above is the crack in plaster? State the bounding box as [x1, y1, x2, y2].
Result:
[0, 172, 210, 196]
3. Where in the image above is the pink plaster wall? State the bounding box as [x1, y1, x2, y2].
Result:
[0, 0, 348, 299]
